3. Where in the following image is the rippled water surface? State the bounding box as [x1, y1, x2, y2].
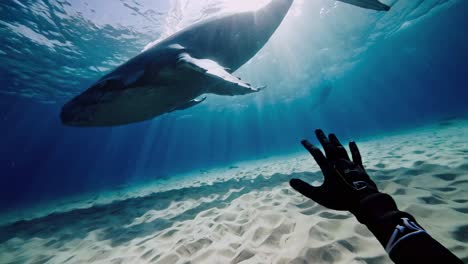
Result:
[0, 0, 459, 102]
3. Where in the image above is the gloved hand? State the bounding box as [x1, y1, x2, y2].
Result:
[290, 129, 379, 214]
[290, 130, 465, 263]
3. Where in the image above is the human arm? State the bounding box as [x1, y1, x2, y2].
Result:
[289, 130, 463, 263]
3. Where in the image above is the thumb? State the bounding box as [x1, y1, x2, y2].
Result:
[289, 178, 325, 204]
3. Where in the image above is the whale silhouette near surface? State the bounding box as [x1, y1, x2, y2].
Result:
[337, 0, 391, 11]
[60, 0, 293, 127]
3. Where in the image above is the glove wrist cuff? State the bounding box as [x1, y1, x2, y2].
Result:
[351, 192, 399, 225]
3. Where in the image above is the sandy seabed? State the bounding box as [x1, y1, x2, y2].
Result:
[1, 119, 467, 264]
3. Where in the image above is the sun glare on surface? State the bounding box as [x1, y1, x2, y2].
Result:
[222, 0, 271, 12]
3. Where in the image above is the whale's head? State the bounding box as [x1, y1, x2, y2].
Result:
[60, 97, 96, 127]
[60, 78, 123, 126]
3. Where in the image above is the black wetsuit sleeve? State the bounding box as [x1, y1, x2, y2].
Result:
[352, 193, 463, 264]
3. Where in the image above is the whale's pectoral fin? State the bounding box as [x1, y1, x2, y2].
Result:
[171, 97, 207, 112]
[177, 53, 265, 96]
[208, 82, 266, 96]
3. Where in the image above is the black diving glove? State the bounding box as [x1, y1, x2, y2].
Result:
[289, 129, 380, 219]
[290, 130, 464, 263]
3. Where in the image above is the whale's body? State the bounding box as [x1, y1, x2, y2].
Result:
[61, 0, 293, 127]
[337, 0, 390, 11]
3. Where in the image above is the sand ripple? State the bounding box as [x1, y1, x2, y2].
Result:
[0, 120, 467, 263]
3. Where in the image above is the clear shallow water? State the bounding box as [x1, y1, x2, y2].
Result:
[1, 120, 467, 263]
[1, 0, 467, 215]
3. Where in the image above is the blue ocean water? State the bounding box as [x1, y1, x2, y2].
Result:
[0, 0, 467, 216]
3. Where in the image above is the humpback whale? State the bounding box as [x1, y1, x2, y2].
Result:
[61, 0, 294, 127]
[337, 0, 391, 11]
[310, 84, 333, 110]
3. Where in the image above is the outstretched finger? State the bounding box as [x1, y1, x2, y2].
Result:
[349, 141, 363, 168]
[301, 139, 328, 169]
[289, 178, 326, 205]
[315, 129, 337, 160]
[329, 133, 350, 160]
